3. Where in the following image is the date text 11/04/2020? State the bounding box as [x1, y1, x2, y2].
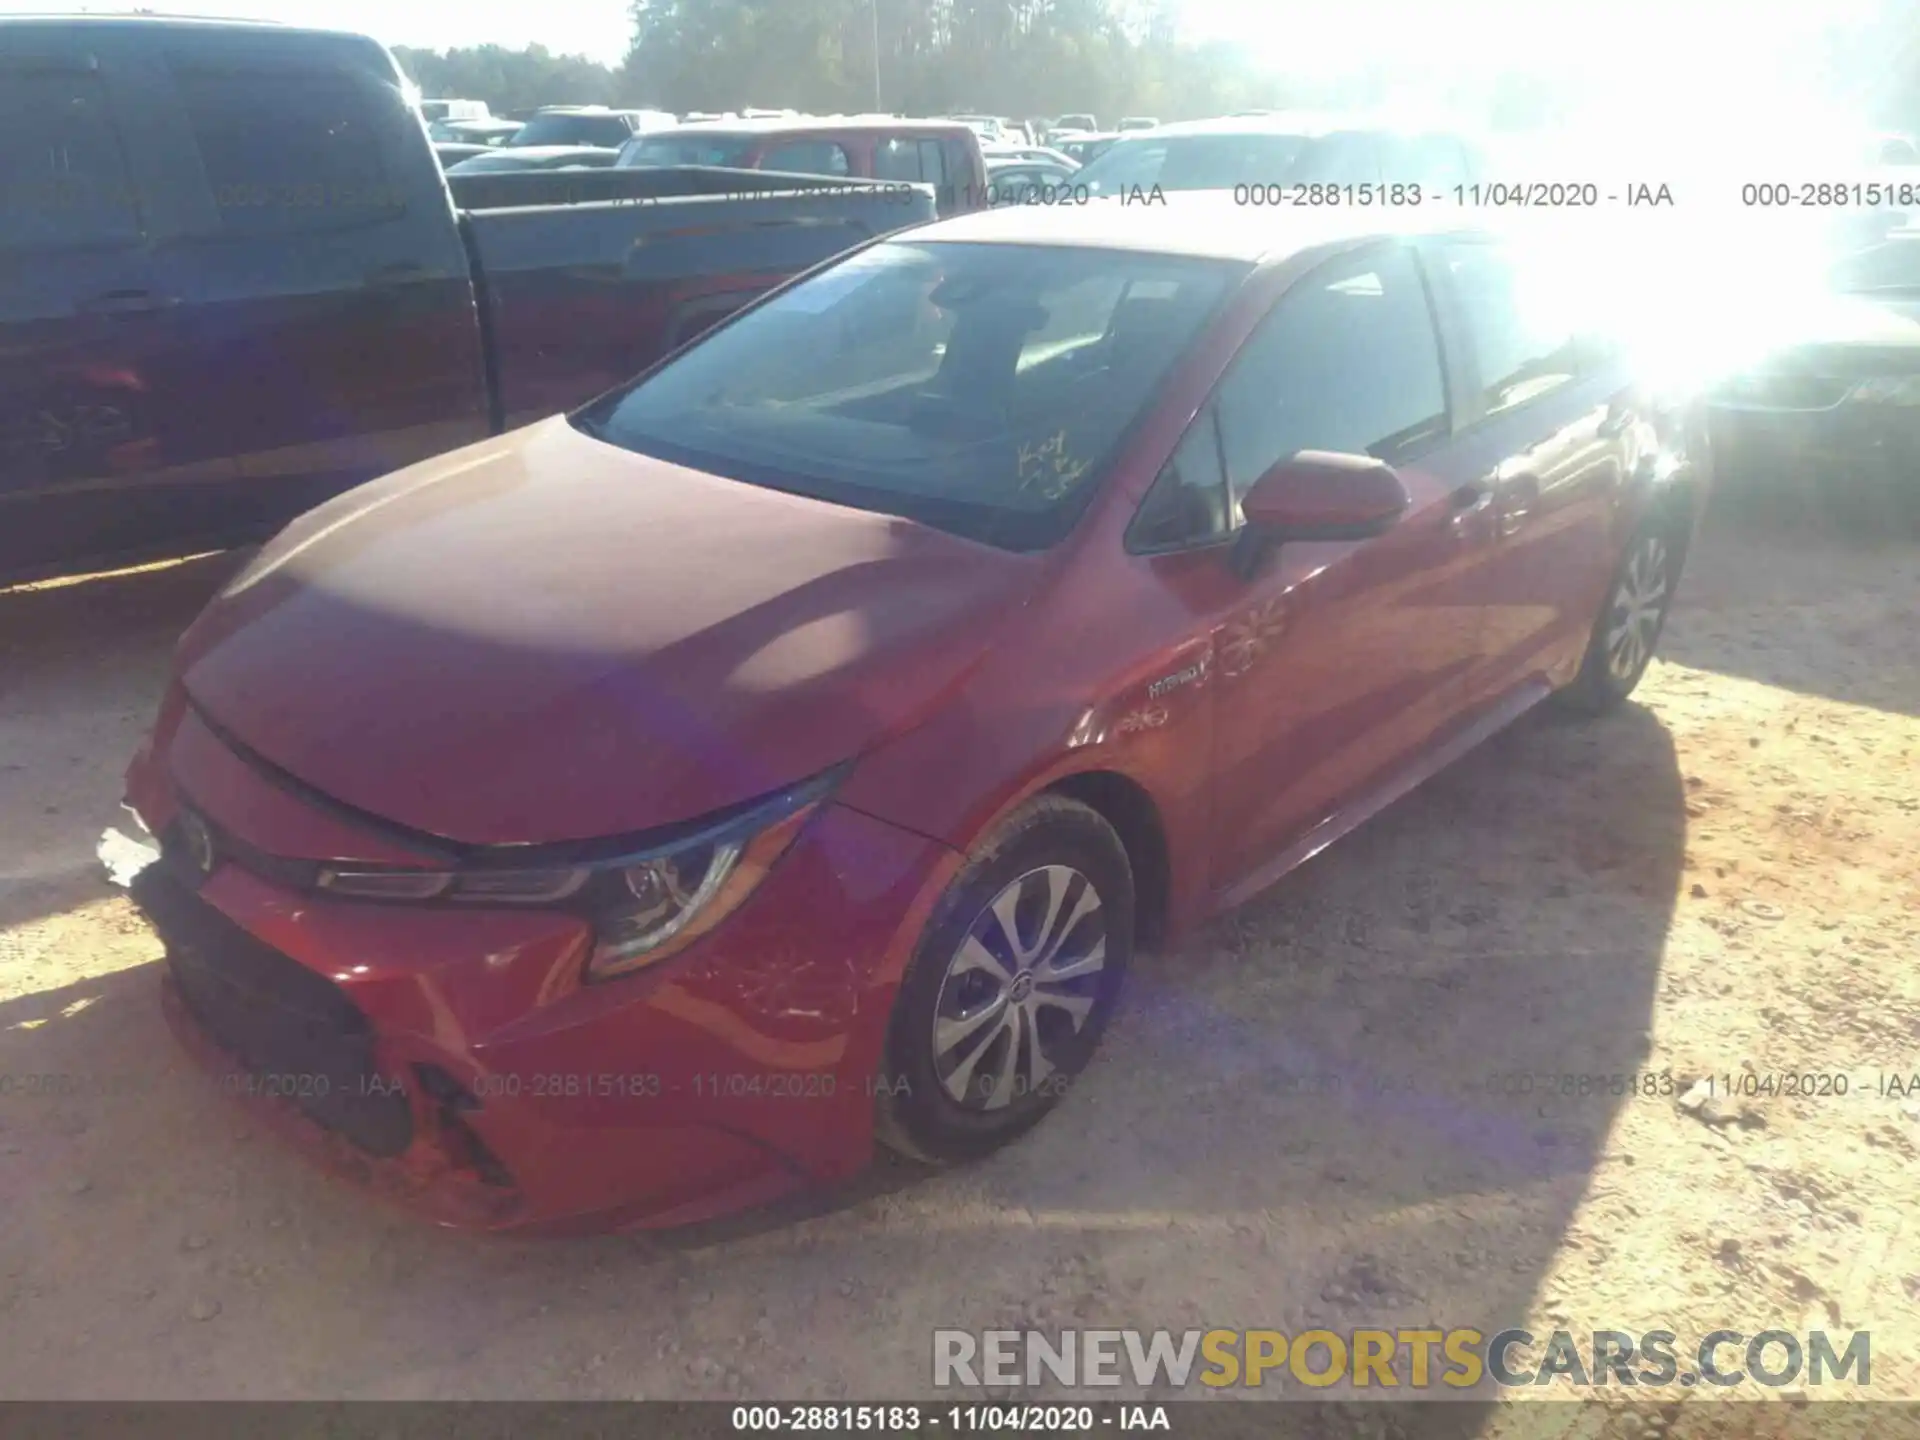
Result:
[988, 181, 1682, 209]
[730, 1405, 1170, 1432]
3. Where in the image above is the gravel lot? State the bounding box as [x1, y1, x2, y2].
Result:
[2, 515, 1918, 1433]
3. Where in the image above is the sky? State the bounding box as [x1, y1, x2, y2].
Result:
[2, 0, 1886, 88]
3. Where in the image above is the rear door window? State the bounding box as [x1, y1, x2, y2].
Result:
[760, 140, 852, 177]
[873, 138, 922, 182]
[171, 65, 402, 235]
[0, 71, 141, 251]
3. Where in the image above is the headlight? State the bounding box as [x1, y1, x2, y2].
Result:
[315, 768, 839, 980]
[1846, 375, 1920, 406]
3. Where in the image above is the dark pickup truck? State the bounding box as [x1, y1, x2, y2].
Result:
[0, 16, 935, 582]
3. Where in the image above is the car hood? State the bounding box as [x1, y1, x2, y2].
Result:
[175, 418, 1037, 847]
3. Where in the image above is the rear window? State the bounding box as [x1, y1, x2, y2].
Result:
[1074, 132, 1315, 195]
[173, 65, 401, 235]
[576, 241, 1244, 550]
[622, 134, 756, 168]
[874, 138, 949, 183]
[761, 140, 851, 177]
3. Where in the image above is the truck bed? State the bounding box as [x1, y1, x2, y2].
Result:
[458, 169, 936, 427]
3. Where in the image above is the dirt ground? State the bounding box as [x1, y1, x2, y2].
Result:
[2, 514, 1918, 1432]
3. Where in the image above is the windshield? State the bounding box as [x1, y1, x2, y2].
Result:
[510, 114, 629, 148]
[575, 241, 1243, 550]
[1073, 131, 1315, 194]
[622, 134, 757, 168]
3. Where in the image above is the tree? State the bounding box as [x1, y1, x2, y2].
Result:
[391, 44, 623, 113]
[624, 0, 1282, 119]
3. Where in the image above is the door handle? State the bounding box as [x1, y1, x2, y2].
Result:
[1598, 403, 1634, 439]
[1448, 483, 1494, 535]
[78, 289, 174, 315]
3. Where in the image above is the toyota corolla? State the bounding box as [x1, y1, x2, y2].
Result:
[108, 199, 1708, 1232]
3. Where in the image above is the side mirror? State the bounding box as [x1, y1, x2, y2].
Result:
[1232, 451, 1410, 578]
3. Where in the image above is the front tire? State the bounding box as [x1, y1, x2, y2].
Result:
[1555, 521, 1681, 716]
[875, 795, 1133, 1165]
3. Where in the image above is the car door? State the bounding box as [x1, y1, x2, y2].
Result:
[1129, 240, 1497, 900]
[0, 40, 169, 580]
[1418, 233, 1634, 711]
[137, 32, 488, 534]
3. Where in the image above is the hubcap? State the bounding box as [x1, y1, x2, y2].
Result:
[931, 865, 1107, 1111]
[1605, 534, 1669, 683]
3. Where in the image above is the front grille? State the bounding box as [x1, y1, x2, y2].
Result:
[134, 867, 414, 1158]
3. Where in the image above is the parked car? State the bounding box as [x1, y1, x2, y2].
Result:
[620, 118, 989, 216]
[0, 16, 937, 582]
[108, 196, 1707, 1233]
[417, 97, 489, 123]
[982, 142, 1080, 169]
[507, 106, 664, 149]
[950, 114, 1005, 142]
[985, 158, 1084, 204]
[1071, 113, 1486, 196]
[444, 146, 621, 173]
[1705, 227, 1920, 534]
[432, 142, 495, 169]
[426, 117, 522, 147]
[1055, 131, 1122, 166]
[1055, 112, 1098, 133]
[1117, 116, 1159, 132]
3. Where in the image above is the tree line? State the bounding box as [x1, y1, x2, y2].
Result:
[397, 0, 1297, 124]
[395, 0, 1917, 134]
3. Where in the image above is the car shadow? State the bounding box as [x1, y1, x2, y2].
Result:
[0, 552, 245, 936]
[1656, 510, 1920, 718]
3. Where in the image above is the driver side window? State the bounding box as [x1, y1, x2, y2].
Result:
[1127, 243, 1448, 552]
[1215, 243, 1447, 505]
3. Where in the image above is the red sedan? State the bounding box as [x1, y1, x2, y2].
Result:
[110, 199, 1708, 1233]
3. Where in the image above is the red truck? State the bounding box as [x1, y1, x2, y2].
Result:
[0, 16, 935, 583]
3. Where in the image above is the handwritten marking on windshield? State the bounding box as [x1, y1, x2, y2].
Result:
[1018, 430, 1090, 499]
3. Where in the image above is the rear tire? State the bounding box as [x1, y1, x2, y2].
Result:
[1554, 520, 1681, 716]
[874, 795, 1133, 1165]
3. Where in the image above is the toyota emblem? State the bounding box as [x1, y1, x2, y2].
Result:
[178, 810, 217, 876]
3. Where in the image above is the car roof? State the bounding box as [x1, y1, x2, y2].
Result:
[0, 12, 370, 43]
[902, 192, 1478, 264]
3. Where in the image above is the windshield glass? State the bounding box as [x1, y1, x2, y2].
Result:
[1074, 131, 1314, 194]
[576, 241, 1243, 550]
[622, 134, 757, 167]
[510, 114, 628, 148]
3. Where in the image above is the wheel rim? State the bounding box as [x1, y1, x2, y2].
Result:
[931, 864, 1107, 1112]
[1605, 533, 1670, 684]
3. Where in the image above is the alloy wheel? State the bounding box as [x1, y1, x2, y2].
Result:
[1605, 533, 1670, 684]
[930, 865, 1107, 1111]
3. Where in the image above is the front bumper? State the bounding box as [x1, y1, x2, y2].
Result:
[117, 766, 956, 1234]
